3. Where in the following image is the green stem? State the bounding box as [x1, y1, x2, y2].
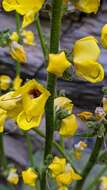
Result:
[45, 0, 63, 161]
[35, 16, 48, 62]
[16, 61, 20, 76]
[15, 12, 20, 35]
[40, 2, 63, 188]
[0, 134, 7, 170]
[33, 129, 77, 172]
[15, 12, 21, 75]
[74, 136, 104, 190]
[44, 75, 56, 158]
[25, 133, 34, 168]
[60, 136, 65, 150]
[53, 141, 77, 171]
[86, 166, 107, 190]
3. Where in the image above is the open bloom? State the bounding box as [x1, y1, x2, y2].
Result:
[0, 75, 11, 90]
[73, 36, 104, 83]
[47, 52, 71, 77]
[22, 30, 36, 46]
[101, 24, 107, 49]
[2, 0, 45, 28]
[10, 30, 36, 46]
[73, 0, 100, 13]
[7, 168, 19, 185]
[49, 157, 81, 188]
[13, 80, 50, 130]
[22, 168, 38, 187]
[0, 80, 50, 130]
[56, 164, 81, 186]
[48, 157, 66, 177]
[10, 41, 27, 63]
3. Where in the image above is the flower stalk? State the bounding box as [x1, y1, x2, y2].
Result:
[45, 0, 63, 160]
[15, 12, 21, 75]
[35, 16, 48, 62]
[25, 133, 34, 168]
[0, 134, 7, 170]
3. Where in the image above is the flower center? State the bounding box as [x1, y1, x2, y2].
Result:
[29, 89, 41, 98]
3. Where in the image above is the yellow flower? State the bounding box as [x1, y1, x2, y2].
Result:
[0, 75, 11, 90]
[22, 168, 38, 187]
[10, 30, 35, 46]
[22, 10, 36, 28]
[73, 36, 100, 63]
[78, 111, 93, 120]
[2, 0, 45, 28]
[13, 80, 50, 130]
[10, 32, 19, 42]
[103, 97, 107, 113]
[0, 108, 7, 133]
[56, 164, 81, 186]
[49, 157, 81, 188]
[8, 101, 22, 121]
[101, 24, 107, 49]
[73, 36, 104, 83]
[59, 114, 78, 137]
[48, 157, 66, 177]
[100, 176, 107, 190]
[22, 30, 36, 46]
[13, 75, 22, 90]
[2, 0, 17, 12]
[54, 96, 73, 113]
[7, 168, 19, 185]
[58, 186, 68, 190]
[47, 52, 71, 77]
[73, 0, 100, 13]
[10, 41, 27, 63]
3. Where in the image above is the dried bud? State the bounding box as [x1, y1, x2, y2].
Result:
[95, 107, 106, 120]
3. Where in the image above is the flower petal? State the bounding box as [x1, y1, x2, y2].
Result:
[75, 60, 104, 83]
